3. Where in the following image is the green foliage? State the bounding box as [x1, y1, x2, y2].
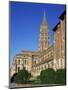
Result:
[14, 68, 31, 84]
[40, 68, 56, 84]
[55, 69, 66, 84]
[14, 68, 66, 84]
[39, 68, 66, 84]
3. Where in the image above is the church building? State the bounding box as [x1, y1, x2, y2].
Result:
[10, 10, 66, 78]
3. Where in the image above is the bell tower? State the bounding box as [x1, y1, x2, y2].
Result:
[39, 11, 49, 51]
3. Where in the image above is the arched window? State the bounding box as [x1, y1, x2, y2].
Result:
[45, 65, 46, 69]
[18, 67, 20, 72]
[41, 66, 43, 70]
[18, 60, 20, 64]
[25, 59, 26, 64]
[34, 60, 36, 64]
[48, 63, 50, 68]
[15, 64, 17, 71]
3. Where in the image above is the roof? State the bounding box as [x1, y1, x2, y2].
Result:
[53, 22, 60, 32]
[53, 10, 66, 32]
[59, 10, 66, 20]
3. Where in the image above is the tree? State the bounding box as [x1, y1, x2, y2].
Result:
[14, 68, 31, 84]
[10, 73, 17, 83]
[40, 68, 56, 84]
[55, 69, 66, 84]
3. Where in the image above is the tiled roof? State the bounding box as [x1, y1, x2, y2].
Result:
[53, 22, 60, 32]
[59, 10, 66, 20]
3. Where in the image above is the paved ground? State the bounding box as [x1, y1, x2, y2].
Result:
[9, 83, 33, 88]
[9, 83, 16, 88]
[9, 83, 61, 89]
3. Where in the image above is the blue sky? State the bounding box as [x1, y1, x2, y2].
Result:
[10, 1, 65, 64]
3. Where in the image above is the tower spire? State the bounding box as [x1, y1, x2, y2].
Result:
[44, 9, 45, 17]
[42, 10, 47, 25]
[38, 10, 49, 51]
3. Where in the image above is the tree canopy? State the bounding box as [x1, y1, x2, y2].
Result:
[55, 69, 66, 84]
[14, 68, 31, 84]
[40, 68, 56, 84]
